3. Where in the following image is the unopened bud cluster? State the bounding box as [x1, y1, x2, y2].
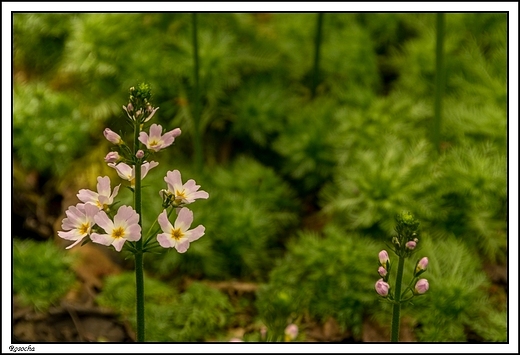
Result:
[374, 212, 429, 299]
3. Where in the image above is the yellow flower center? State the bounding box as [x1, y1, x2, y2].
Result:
[171, 228, 184, 241]
[149, 139, 160, 147]
[96, 201, 109, 210]
[112, 227, 125, 239]
[79, 223, 90, 235]
[175, 189, 187, 204]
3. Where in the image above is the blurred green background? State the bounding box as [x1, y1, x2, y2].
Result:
[12, 13, 507, 342]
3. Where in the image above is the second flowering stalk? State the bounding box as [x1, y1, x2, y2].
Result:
[374, 212, 430, 342]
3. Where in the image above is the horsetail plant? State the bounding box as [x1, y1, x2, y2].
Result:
[58, 83, 209, 342]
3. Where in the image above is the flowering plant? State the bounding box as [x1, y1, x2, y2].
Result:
[374, 211, 429, 342]
[58, 83, 208, 342]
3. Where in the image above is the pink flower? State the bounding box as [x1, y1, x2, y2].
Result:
[415, 257, 428, 276]
[414, 279, 429, 294]
[406, 240, 417, 249]
[135, 150, 145, 159]
[375, 279, 390, 297]
[161, 170, 209, 206]
[58, 204, 99, 249]
[77, 176, 120, 210]
[122, 103, 134, 119]
[108, 161, 159, 187]
[139, 124, 181, 152]
[379, 250, 390, 268]
[378, 266, 387, 278]
[156, 208, 205, 253]
[90, 205, 141, 252]
[103, 128, 123, 145]
[284, 324, 298, 341]
[104, 151, 120, 163]
[143, 106, 159, 122]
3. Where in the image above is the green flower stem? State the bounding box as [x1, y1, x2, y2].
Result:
[191, 13, 203, 173]
[433, 12, 445, 154]
[391, 253, 406, 342]
[133, 121, 145, 342]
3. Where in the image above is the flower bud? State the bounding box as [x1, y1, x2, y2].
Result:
[103, 128, 123, 145]
[375, 279, 390, 297]
[415, 257, 428, 276]
[406, 240, 417, 250]
[143, 106, 159, 122]
[379, 250, 390, 268]
[284, 324, 298, 341]
[260, 326, 267, 340]
[378, 266, 387, 278]
[414, 278, 429, 294]
[136, 150, 145, 159]
[104, 151, 120, 163]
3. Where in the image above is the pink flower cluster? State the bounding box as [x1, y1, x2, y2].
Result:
[374, 250, 429, 298]
[58, 176, 140, 251]
[59, 105, 209, 254]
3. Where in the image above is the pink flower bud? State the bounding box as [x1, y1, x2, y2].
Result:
[375, 279, 390, 297]
[414, 278, 429, 294]
[284, 324, 298, 340]
[260, 326, 267, 339]
[378, 266, 387, 277]
[104, 151, 120, 163]
[144, 106, 159, 122]
[136, 150, 145, 159]
[415, 257, 428, 275]
[406, 240, 417, 249]
[103, 128, 123, 145]
[379, 250, 389, 266]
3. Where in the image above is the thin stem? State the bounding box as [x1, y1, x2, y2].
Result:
[391, 254, 406, 342]
[191, 13, 203, 173]
[133, 120, 145, 342]
[143, 218, 159, 247]
[433, 12, 445, 154]
[311, 13, 324, 99]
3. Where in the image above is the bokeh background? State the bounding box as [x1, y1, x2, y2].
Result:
[12, 12, 508, 342]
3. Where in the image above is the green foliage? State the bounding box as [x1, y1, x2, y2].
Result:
[432, 142, 507, 262]
[13, 82, 96, 176]
[97, 273, 232, 341]
[322, 137, 436, 237]
[229, 77, 296, 148]
[13, 239, 76, 312]
[400, 236, 506, 342]
[256, 225, 379, 339]
[13, 14, 72, 78]
[273, 98, 342, 193]
[391, 14, 506, 103]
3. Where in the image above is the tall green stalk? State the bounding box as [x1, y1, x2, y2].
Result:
[133, 120, 145, 342]
[311, 13, 324, 98]
[433, 13, 445, 154]
[391, 254, 406, 342]
[376, 212, 427, 343]
[191, 13, 203, 172]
